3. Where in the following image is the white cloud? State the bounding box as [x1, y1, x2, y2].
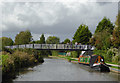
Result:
[1, 2, 118, 41]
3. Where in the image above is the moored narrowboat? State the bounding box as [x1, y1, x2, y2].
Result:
[78, 51, 110, 72]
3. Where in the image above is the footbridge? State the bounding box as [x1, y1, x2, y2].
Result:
[5, 44, 95, 51]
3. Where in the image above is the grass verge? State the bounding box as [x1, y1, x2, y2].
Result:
[110, 66, 120, 69]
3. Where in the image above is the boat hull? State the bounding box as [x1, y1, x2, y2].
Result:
[91, 64, 110, 72]
[79, 63, 110, 72]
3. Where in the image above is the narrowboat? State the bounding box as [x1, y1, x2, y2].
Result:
[78, 51, 110, 72]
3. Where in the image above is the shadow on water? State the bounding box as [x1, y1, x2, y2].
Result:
[1, 63, 43, 83]
[1, 69, 34, 83]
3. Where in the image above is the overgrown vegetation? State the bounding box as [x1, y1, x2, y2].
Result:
[1, 48, 44, 81]
[90, 15, 120, 65]
[0, 37, 13, 50]
[70, 51, 79, 58]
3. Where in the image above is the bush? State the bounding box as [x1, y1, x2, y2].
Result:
[51, 51, 59, 56]
[37, 56, 44, 63]
[112, 55, 118, 63]
[13, 48, 44, 63]
[12, 50, 38, 67]
[2, 48, 14, 54]
[2, 49, 44, 80]
[1, 51, 10, 55]
[93, 48, 119, 64]
[93, 49, 108, 62]
[108, 48, 119, 64]
[28, 54, 38, 65]
[2, 55, 15, 77]
[106, 50, 114, 62]
[71, 51, 78, 58]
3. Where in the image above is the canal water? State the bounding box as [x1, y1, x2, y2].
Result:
[13, 58, 119, 81]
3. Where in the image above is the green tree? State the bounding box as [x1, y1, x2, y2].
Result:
[34, 34, 45, 44]
[63, 38, 70, 44]
[91, 17, 119, 63]
[95, 17, 114, 34]
[15, 30, 32, 45]
[112, 14, 120, 48]
[39, 34, 45, 44]
[90, 17, 114, 50]
[46, 36, 60, 56]
[0, 37, 13, 49]
[34, 40, 40, 44]
[46, 36, 60, 44]
[36, 34, 46, 56]
[93, 30, 111, 50]
[73, 24, 92, 44]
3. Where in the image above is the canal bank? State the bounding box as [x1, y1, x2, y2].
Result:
[13, 58, 119, 81]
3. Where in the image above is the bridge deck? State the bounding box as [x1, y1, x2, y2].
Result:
[5, 44, 95, 51]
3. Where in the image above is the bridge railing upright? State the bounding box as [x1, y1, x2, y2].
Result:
[26, 44, 33, 48]
[19, 45, 26, 49]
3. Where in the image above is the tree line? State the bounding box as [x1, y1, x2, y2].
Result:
[1, 16, 119, 48]
[0, 25, 92, 47]
[0, 14, 120, 64]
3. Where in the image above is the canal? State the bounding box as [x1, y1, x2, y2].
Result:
[13, 58, 119, 81]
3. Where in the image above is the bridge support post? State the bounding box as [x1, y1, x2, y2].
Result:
[17, 45, 19, 49]
[25, 44, 26, 48]
[33, 44, 34, 49]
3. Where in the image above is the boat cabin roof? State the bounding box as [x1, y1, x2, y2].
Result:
[80, 51, 94, 56]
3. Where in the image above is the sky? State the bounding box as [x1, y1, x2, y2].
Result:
[0, 0, 119, 42]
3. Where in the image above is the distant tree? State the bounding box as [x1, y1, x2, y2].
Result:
[33, 34, 45, 44]
[46, 36, 60, 57]
[112, 14, 120, 48]
[63, 38, 70, 44]
[29, 41, 35, 44]
[39, 34, 45, 44]
[15, 30, 32, 45]
[0, 37, 13, 49]
[46, 36, 60, 44]
[34, 40, 40, 44]
[95, 17, 114, 34]
[73, 24, 92, 44]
